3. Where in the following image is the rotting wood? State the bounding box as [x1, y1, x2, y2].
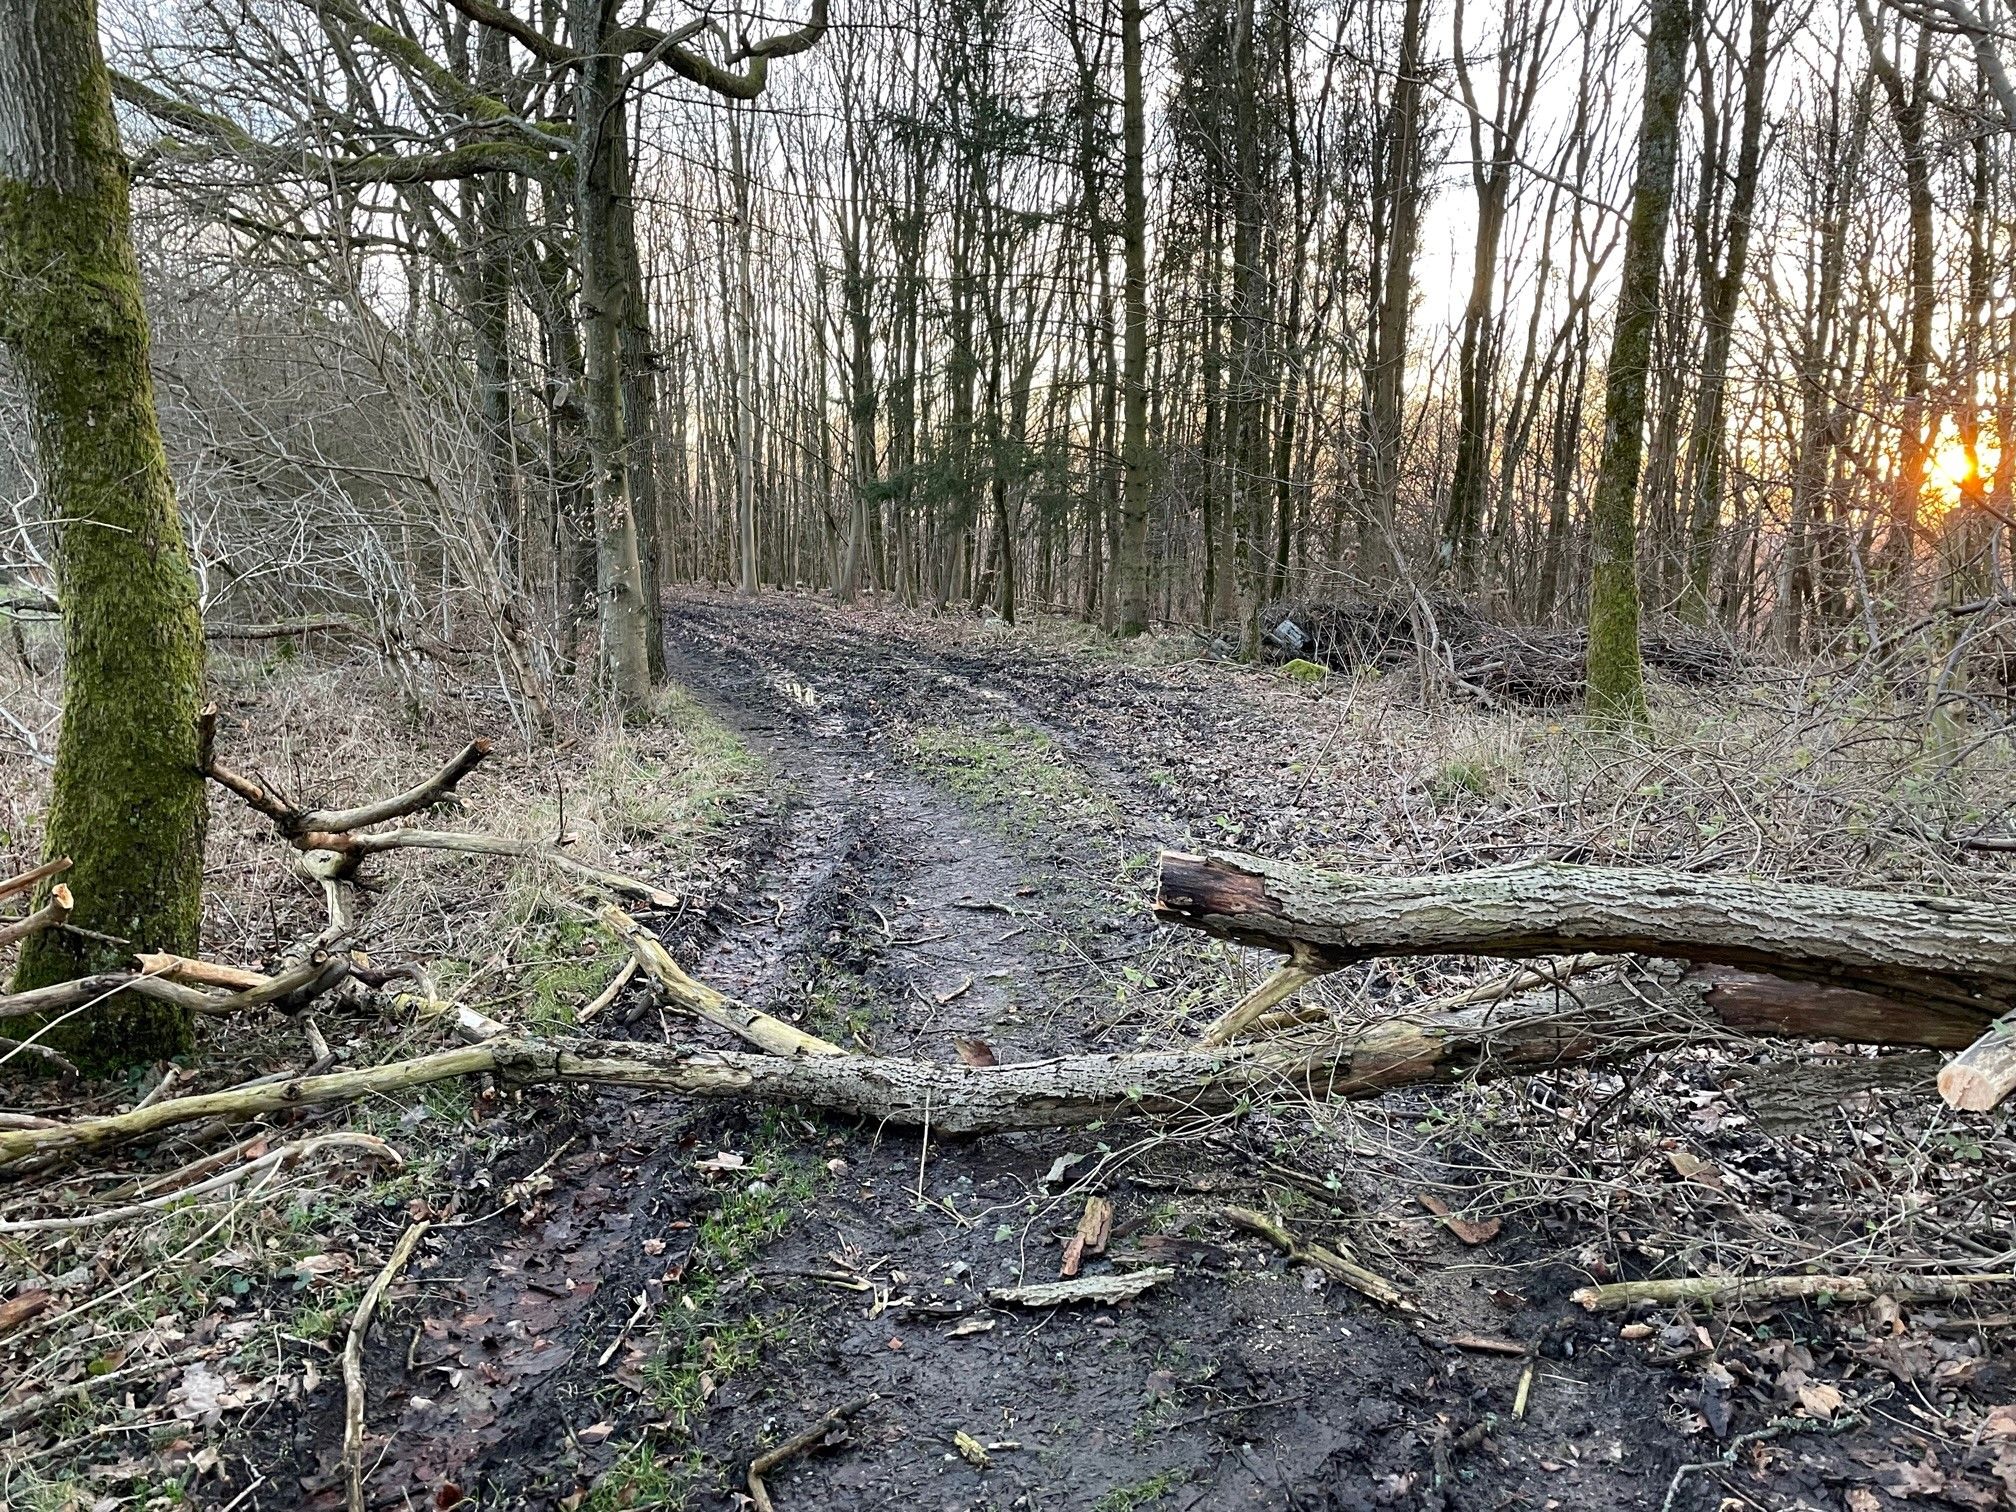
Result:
[1061, 1195, 1114, 1277]
[598, 903, 842, 1056]
[1222, 1206, 1413, 1311]
[1572, 1271, 2016, 1312]
[343, 1220, 431, 1512]
[1156, 849, 2016, 1017]
[2, 962, 1997, 1167]
[1937, 1012, 2016, 1111]
[989, 1267, 1173, 1306]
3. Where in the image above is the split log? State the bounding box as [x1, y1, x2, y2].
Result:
[3, 962, 1983, 1167]
[1937, 1012, 2016, 1111]
[1156, 850, 2016, 1019]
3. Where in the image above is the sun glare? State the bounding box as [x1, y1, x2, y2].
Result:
[1926, 433, 1998, 515]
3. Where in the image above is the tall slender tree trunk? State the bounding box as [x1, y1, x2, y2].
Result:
[570, 0, 652, 702]
[731, 103, 760, 597]
[0, 0, 208, 1066]
[1585, 0, 1694, 728]
[1677, 0, 1772, 624]
[1359, 0, 1427, 585]
[1114, 0, 1152, 636]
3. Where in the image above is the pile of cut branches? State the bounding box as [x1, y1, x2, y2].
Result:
[1262, 596, 1738, 705]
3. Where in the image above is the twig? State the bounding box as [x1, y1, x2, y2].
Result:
[578, 956, 640, 1023]
[343, 1221, 432, 1512]
[746, 1396, 874, 1512]
[1659, 1386, 1891, 1512]
[0, 1344, 212, 1436]
[0, 1133, 400, 1233]
[1223, 1206, 1414, 1311]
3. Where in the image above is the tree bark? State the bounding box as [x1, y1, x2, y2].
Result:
[1585, 0, 1694, 727]
[569, 0, 653, 704]
[1113, 0, 1152, 636]
[1155, 849, 2016, 1020]
[0, 0, 209, 1068]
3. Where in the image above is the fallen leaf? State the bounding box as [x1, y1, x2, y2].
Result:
[1796, 1381, 1843, 1419]
[1884, 1450, 1947, 1496]
[1982, 1404, 2016, 1439]
[1666, 1150, 1726, 1191]
[952, 1033, 994, 1065]
[695, 1151, 746, 1174]
[953, 1430, 991, 1468]
[1846, 1490, 1881, 1512]
[1700, 1362, 1736, 1439]
[1417, 1193, 1501, 1245]
[945, 1317, 995, 1338]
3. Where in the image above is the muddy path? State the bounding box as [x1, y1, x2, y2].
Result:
[247, 592, 1956, 1512]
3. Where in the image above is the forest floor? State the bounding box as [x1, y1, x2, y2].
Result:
[4, 589, 2015, 1512]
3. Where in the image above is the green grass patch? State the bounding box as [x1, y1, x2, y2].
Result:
[907, 717, 1114, 843]
[1094, 1468, 1189, 1510]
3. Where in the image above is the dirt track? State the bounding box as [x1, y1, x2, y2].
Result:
[252, 592, 2006, 1512]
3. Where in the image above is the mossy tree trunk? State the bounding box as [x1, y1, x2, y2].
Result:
[1585, 0, 1695, 728]
[0, 0, 208, 1067]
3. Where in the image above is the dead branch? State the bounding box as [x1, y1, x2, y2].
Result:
[8, 960, 1942, 1166]
[0, 1344, 213, 1439]
[0, 856, 70, 905]
[1572, 1271, 2016, 1313]
[343, 1220, 431, 1512]
[1157, 849, 2016, 1016]
[0, 1035, 77, 1078]
[0, 1133, 400, 1234]
[344, 829, 677, 907]
[746, 1396, 874, 1512]
[1222, 1206, 1413, 1310]
[598, 903, 841, 1056]
[133, 953, 272, 991]
[302, 741, 490, 834]
[0, 884, 70, 949]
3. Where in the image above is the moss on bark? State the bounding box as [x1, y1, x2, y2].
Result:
[0, 0, 208, 1069]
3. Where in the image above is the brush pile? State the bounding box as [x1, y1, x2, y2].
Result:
[1261, 596, 1738, 705]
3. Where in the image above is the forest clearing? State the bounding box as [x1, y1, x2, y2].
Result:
[2, 595, 2013, 1510]
[6, 0, 2016, 1505]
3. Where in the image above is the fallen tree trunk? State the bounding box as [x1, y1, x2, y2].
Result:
[0, 964, 1981, 1167]
[1156, 850, 2016, 1019]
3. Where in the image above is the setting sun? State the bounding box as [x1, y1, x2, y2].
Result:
[1926, 432, 1999, 513]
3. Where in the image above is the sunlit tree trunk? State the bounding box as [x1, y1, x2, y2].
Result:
[0, 0, 208, 1066]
